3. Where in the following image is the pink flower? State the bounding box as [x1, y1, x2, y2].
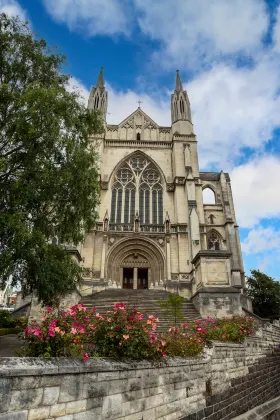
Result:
[89, 324, 95, 330]
[33, 328, 42, 337]
[162, 352, 167, 357]
[114, 302, 126, 310]
[46, 307, 52, 313]
[83, 353, 89, 362]
[71, 328, 77, 335]
[161, 340, 166, 347]
[137, 314, 144, 320]
[123, 334, 130, 340]
[49, 320, 58, 329]
[48, 329, 55, 337]
[60, 331, 65, 336]
[78, 327, 85, 334]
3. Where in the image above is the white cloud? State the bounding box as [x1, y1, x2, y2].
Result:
[67, 76, 90, 105]
[242, 226, 280, 254]
[0, 0, 27, 21]
[231, 156, 280, 228]
[134, 0, 269, 68]
[106, 85, 169, 126]
[187, 58, 280, 168]
[272, 5, 280, 52]
[41, 0, 129, 36]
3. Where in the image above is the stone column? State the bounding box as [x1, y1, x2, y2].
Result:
[100, 235, 107, 281]
[133, 267, 138, 289]
[119, 267, 123, 288]
[166, 239, 171, 281]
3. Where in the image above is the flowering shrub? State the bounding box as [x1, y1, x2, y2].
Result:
[23, 303, 258, 361]
[184, 316, 258, 343]
[159, 326, 204, 357]
[23, 303, 163, 360]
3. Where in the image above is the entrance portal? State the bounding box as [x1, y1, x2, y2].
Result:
[123, 268, 134, 289]
[137, 268, 148, 289]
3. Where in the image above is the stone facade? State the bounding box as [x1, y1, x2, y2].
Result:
[74, 67, 249, 317]
[1, 321, 280, 420]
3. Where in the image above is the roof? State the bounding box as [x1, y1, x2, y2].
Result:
[199, 172, 230, 182]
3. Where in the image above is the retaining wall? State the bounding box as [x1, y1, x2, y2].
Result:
[0, 322, 280, 420]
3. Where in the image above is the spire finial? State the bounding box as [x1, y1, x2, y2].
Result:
[175, 69, 183, 91]
[96, 66, 104, 88]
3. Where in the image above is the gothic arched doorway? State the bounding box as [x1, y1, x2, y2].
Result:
[106, 237, 165, 289]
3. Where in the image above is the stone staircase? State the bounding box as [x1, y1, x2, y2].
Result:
[80, 289, 201, 332]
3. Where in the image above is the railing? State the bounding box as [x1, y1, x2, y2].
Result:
[140, 224, 164, 233]
[109, 223, 134, 232]
[109, 223, 164, 233]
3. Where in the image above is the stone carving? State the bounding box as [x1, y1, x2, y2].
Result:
[175, 177, 185, 185]
[171, 273, 179, 281]
[166, 183, 175, 192]
[158, 238, 164, 246]
[101, 182, 109, 190]
[109, 237, 115, 245]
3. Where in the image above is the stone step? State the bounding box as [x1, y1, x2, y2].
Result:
[80, 290, 201, 332]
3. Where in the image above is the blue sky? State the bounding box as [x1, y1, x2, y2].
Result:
[1, 0, 280, 280]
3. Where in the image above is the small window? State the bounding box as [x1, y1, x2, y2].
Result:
[203, 188, 216, 204]
[208, 232, 220, 250]
[209, 214, 215, 224]
[137, 133, 141, 141]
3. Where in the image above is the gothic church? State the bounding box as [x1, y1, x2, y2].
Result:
[79, 68, 252, 318]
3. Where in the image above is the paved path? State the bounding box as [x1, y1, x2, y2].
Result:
[0, 334, 25, 357]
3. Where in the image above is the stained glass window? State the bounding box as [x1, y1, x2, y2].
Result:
[110, 155, 163, 226]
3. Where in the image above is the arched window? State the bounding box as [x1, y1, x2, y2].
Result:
[180, 98, 185, 115]
[94, 95, 99, 108]
[203, 187, 216, 204]
[208, 232, 220, 250]
[137, 133, 141, 141]
[110, 155, 163, 226]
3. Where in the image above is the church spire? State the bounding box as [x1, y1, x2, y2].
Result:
[175, 69, 183, 92]
[96, 66, 104, 88]
[171, 69, 192, 124]
[88, 67, 108, 121]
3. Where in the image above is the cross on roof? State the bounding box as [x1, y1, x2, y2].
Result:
[137, 100, 143, 108]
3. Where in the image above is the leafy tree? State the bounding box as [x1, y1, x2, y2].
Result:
[0, 14, 104, 306]
[158, 294, 184, 325]
[246, 270, 280, 319]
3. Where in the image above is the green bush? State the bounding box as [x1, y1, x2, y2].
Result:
[0, 310, 15, 328]
[0, 327, 22, 336]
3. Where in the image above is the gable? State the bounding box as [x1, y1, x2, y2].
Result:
[119, 108, 159, 130]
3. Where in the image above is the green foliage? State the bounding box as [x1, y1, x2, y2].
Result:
[185, 316, 258, 343]
[0, 327, 22, 336]
[0, 310, 27, 330]
[22, 302, 258, 360]
[0, 14, 104, 306]
[160, 327, 204, 357]
[246, 270, 280, 319]
[0, 309, 14, 327]
[158, 293, 184, 325]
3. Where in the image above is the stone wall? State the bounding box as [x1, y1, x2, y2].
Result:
[0, 322, 280, 420]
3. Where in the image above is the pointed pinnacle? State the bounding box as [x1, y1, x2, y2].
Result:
[96, 66, 104, 88]
[175, 69, 183, 91]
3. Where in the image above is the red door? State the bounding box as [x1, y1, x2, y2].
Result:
[123, 268, 133, 289]
[137, 268, 148, 289]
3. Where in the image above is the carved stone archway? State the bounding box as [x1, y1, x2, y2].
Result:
[106, 237, 166, 288]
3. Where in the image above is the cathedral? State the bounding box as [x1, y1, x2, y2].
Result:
[78, 68, 252, 318]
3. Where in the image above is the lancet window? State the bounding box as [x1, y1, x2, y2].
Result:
[110, 155, 163, 225]
[207, 232, 220, 250]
